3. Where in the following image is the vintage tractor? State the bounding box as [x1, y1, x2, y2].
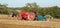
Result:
[17, 12, 47, 21]
[17, 12, 35, 20]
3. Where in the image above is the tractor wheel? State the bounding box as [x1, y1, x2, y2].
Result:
[27, 13, 35, 21]
[17, 16, 22, 20]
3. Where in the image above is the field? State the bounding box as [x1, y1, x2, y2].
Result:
[0, 14, 60, 28]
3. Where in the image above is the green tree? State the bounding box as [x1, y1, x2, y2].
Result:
[21, 3, 39, 12]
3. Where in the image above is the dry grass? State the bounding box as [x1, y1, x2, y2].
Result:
[0, 14, 60, 28]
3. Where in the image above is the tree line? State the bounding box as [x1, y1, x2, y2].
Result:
[0, 3, 60, 18]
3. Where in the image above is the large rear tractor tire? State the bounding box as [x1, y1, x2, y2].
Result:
[27, 13, 35, 21]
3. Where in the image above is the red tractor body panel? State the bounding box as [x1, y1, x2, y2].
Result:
[17, 12, 35, 20]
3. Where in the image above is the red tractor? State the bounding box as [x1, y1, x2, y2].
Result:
[17, 12, 35, 20]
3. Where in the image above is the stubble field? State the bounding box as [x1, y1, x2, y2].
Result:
[0, 14, 60, 28]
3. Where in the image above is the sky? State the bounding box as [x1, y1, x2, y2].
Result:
[0, 0, 60, 7]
